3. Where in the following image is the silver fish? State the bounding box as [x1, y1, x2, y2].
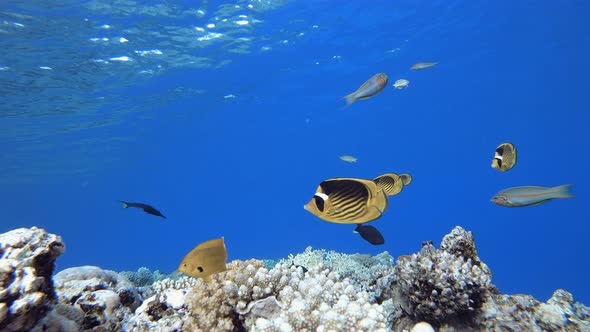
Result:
[339, 155, 358, 163]
[491, 185, 574, 207]
[393, 79, 409, 89]
[410, 62, 438, 70]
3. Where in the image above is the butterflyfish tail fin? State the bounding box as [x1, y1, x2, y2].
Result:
[553, 184, 574, 198]
[373, 173, 403, 196]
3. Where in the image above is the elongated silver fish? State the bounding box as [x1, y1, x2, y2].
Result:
[491, 185, 574, 207]
[410, 62, 438, 70]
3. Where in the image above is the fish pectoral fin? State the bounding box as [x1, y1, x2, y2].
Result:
[370, 205, 384, 215]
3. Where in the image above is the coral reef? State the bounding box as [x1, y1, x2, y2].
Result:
[1, 226, 589, 332]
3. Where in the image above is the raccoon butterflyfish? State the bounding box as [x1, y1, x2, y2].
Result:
[491, 142, 517, 172]
[120, 201, 166, 218]
[178, 237, 227, 282]
[354, 224, 385, 245]
[303, 176, 389, 224]
[410, 62, 438, 70]
[373, 173, 404, 196]
[491, 185, 574, 207]
[343, 73, 388, 106]
[399, 173, 412, 186]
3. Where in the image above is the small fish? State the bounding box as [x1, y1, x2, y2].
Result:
[343, 73, 389, 106]
[304, 176, 389, 224]
[392, 79, 409, 89]
[373, 173, 404, 196]
[290, 262, 308, 273]
[491, 142, 517, 172]
[339, 155, 358, 163]
[410, 62, 438, 70]
[491, 185, 574, 207]
[120, 201, 166, 218]
[354, 224, 385, 245]
[399, 173, 412, 186]
[178, 237, 228, 282]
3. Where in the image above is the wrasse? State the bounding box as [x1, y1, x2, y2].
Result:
[491, 185, 574, 207]
[120, 201, 166, 218]
[343, 73, 388, 106]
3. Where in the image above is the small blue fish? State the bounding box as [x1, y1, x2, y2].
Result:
[491, 185, 574, 207]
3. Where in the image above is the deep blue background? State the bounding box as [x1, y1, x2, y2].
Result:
[1, 0, 589, 304]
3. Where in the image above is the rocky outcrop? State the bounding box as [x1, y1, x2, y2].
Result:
[0, 227, 64, 332]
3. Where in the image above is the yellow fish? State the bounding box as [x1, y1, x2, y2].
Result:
[491, 142, 517, 172]
[304, 176, 390, 224]
[178, 237, 227, 282]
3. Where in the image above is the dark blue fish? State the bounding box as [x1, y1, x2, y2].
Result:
[120, 201, 166, 218]
[354, 224, 384, 245]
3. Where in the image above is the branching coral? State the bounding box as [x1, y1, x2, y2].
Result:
[279, 246, 394, 289]
[184, 258, 392, 331]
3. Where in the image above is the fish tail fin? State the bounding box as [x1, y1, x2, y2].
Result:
[553, 184, 575, 198]
[353, 224, 361, 234]
[119, 201, 129, 208]
[343, 93, 356, 107]
[373, 173, 402, 196]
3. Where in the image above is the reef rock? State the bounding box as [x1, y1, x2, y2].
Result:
[0, 227, 64, 332]
[49, 265, 143, 331]
[476, 289, 590, 332]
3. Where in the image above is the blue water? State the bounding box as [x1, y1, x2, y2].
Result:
[1, 0, 589, 305]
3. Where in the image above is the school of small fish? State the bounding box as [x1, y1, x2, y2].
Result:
[114, 59, 575, 282]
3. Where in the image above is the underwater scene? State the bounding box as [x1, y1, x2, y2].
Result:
[1, 0, 589, 331]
